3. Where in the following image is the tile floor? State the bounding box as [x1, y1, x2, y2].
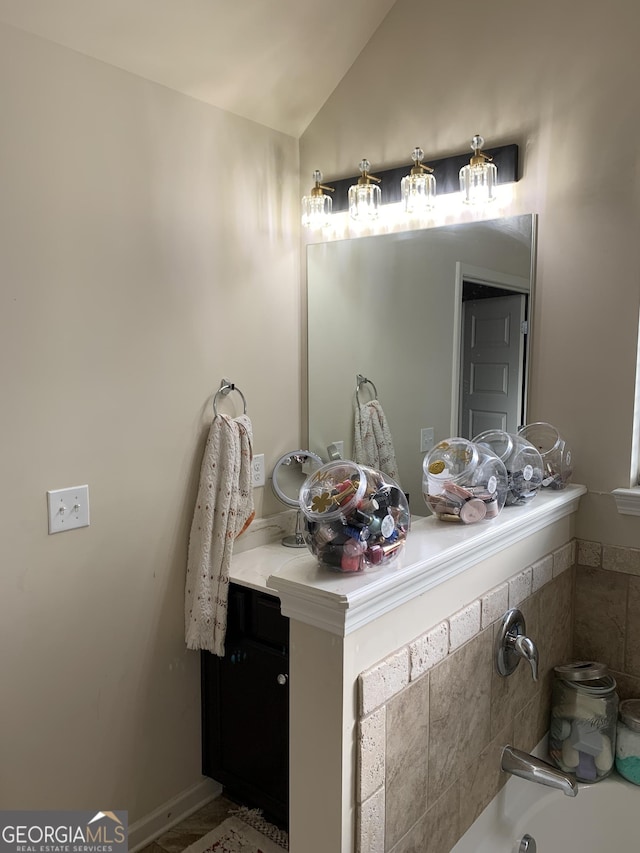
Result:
[139, 794, 237, 853]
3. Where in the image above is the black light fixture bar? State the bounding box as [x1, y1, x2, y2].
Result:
[327, 143, 518, 213]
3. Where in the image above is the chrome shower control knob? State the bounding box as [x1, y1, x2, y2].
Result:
[519, 834, 536, 853]
[277, 674, 288, 686]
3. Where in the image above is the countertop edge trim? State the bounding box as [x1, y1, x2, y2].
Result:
[612, 487, 640, 516]
[271, 487, 586, 636]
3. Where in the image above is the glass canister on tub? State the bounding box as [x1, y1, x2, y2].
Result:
[422, 437, 508, 524]
[615, 699, 640, 785]
[549, 661, 618, 782]
[298, 460, 410, 572]
[473, 429, 544, 506]
[517, 421, 573, 489]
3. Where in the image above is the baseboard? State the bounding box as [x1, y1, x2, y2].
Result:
[129, 777, 223, 852]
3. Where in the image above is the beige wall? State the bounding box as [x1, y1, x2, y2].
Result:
[300, 0, 640, 546]
[0, 24, 300, 819]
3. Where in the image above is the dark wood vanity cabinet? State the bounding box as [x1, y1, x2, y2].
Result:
[201, 583, 289, 827]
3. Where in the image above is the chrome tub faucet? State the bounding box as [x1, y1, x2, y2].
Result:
[501, 745, 578, 797]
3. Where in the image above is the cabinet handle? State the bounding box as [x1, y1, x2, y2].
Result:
[277, 673, 288, 686]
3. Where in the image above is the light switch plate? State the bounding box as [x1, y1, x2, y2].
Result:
[47, 485, 90, 534]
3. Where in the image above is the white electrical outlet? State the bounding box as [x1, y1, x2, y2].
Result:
[47, 485, 90, 534]
[420, 427, 435, 453]
[252, 454, 265, 487]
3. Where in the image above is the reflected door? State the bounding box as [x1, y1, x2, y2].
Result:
[459, 294, 526, 438]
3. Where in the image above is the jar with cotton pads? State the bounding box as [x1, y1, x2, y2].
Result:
[549, 661, 618, 782]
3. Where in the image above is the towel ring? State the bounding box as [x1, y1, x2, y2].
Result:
[213, 378, 247, 415]
[356, 374, 378, 406]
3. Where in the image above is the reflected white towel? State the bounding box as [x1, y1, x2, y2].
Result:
[185, 413, 255, 655]
[353, 398, 400, 484]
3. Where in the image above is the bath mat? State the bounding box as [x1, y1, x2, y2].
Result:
[182, 808, 288, 853]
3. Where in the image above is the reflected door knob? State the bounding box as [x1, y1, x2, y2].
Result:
[277, 673, 288, 686]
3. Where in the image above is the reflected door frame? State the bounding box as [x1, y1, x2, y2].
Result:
[451, 263, 531, 437]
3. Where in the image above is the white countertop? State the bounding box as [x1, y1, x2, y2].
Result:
[229, 484, 586, 635]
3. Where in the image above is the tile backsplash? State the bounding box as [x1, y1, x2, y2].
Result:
[575, 540, 640, 701]
[356, 538, 640, 853]
[356, 541, 575, 853]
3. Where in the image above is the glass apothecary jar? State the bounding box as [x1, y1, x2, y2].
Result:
[473, 429, 544, 506]
[298, 460, 410, 572]
[517, 421, 573, 489]
[549, 661, 618, 782]
[615, 699, 640, 785]
[422, 437, 508, 524]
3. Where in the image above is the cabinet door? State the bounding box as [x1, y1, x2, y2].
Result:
[202, 638, 289, 825]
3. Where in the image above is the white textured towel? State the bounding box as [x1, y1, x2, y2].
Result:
[184, 413, 255, 655]
[354, 398, 400, 484]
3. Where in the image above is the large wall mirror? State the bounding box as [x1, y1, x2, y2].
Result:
[307, 214, 537, 516]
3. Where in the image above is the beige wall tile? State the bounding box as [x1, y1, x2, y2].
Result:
[538, 569, 574, 680]
[389, 782, 460, 853]
[385, 676, 430, 850]
[357, 786, 385, 853]
[458, 722, 513, 837]
[514, 688, 552, 754]
[531, 554, 553, 593]
[409, 621, 448, 681]
[449, 601, 481, 651]
[574, 566, 627, 672]
[490, 593, 540, 738]
[577, 539, 601, 568]
[481, 582, 509, 629]
[428, 630, 492, 799]
[358, 706, 386, 803]
[509, 569, 532, 608]
[360, 647, 410, 716]
[610, 669, 640, 701]
[602, 545, 640, 576]
[625, 576, 640, 678]
[553, 541, 574, 576]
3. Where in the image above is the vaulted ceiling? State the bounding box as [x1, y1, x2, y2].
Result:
[0, 0, 398, 137]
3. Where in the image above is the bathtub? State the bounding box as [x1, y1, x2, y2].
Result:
[451, 767, 638, 852]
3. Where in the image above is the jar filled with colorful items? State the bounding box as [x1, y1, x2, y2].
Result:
[473, 429, 544, 506]
[549, 661, 618, 782]
[298, 460, 410, 572]
[517, 421, 573, 489]
[615, 699, 640, 785]
[422, 437, 508, 524]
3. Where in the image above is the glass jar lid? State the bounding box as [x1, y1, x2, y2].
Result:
[298, 459, 367, 522]
[620, 699, 640, 733]
[554, 661, 616, 692]
[473, 429, 514, 462]
[423, 438, 479, 481]
[554, 661, 609, 681]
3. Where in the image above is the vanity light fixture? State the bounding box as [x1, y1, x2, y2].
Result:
[301, 170, 334, 229]
[348, 159, 381, 221]
[401, 147, 436, 214]
[459, 134, 498, 205]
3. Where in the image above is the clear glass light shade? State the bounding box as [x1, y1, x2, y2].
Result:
[460, 160, 498, 205]
[348, 183, 381, 221]
[401, 172, 436, 214]
[301, 193, 332, 228]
